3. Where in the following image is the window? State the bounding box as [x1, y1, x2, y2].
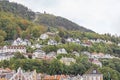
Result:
[93, 70, 97, 74]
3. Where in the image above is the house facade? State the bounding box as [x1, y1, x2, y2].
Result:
[48, 39, 57, 45]
[66, 38, 81, 44]
[90, 53, 113, 59]
[57, 48, 67, 54]
[33, 50, 46, 59]
[9, 67, 37, 80]
[40, 34, 49, 40]
[0, 46, 26, 53]
[43, 75, 67, 80]
[12, 38, 31, 46]
[0, 68, 40, 80]
[72, 51, 80, 57]
[81, 40, 92, 47]
[0, 67, 104, 80]
[0, 68, 15, 80]
[60, 57, 76, 65]
[0, 53, 14, 61]
[90, 58, 102, 67]
[83, 69, 103, 80]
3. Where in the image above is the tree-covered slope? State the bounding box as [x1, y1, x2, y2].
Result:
[0, 0, 93, 32]
[0, 11, 47, 40]
[0, 0, 35, 20]
[34, 13, 93, 32]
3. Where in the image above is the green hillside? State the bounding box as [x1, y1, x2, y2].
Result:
[0, 0, 35, 20]
[34, 13, 93, 32]
[0, 11, 47, 40]
[0, 0, 93, 32]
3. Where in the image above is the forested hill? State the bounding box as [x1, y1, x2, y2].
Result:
[0, 0, 35, 20]
[0, 0, 93, 32]
[34, 13, 93, 32]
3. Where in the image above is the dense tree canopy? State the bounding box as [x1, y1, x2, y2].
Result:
[0, 12, 47, 40]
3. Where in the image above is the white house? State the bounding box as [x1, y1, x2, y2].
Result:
[81, 40, 92, 47]
[74, 38, 81, 44]
[90, 53, 113, 59]
[72, 51, 79, 57]
[0, 46, 26, 53]
[81, 51, 91, 57]
[12, 38, 31, 46]
[83, 69, 103, 80]
[89, 53, 105, 58]
[70, 75, 83, 80]
[91, 58, 102, 67]
[48, 39, 57, 45]
[89, 39, 106, 43]
[103, 54, 113, 59]
[12, 37, 23, 46]
[21, 39, 31, 46]
[106, 41, 113, 44]
[47, 52, 56, 57]
[66, 38, 81, 44]
[40, 33, 49, 40]
[33, 50, 46, 59]
[31, 44, 42, 49]
[46, 32, 56, 37]
[0, 53, 14, 61]
[60, 57, 76, 65]
[57, 48, 67, 54]
[0, 67, 38, 80]
[66, 38, 74, 43]
[34, 44, 42, 49]
[0, 68, 15, 80]
[118, 43, 120, 46]
[9, 67, 37, 80]
[90, 53, 101, 58]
